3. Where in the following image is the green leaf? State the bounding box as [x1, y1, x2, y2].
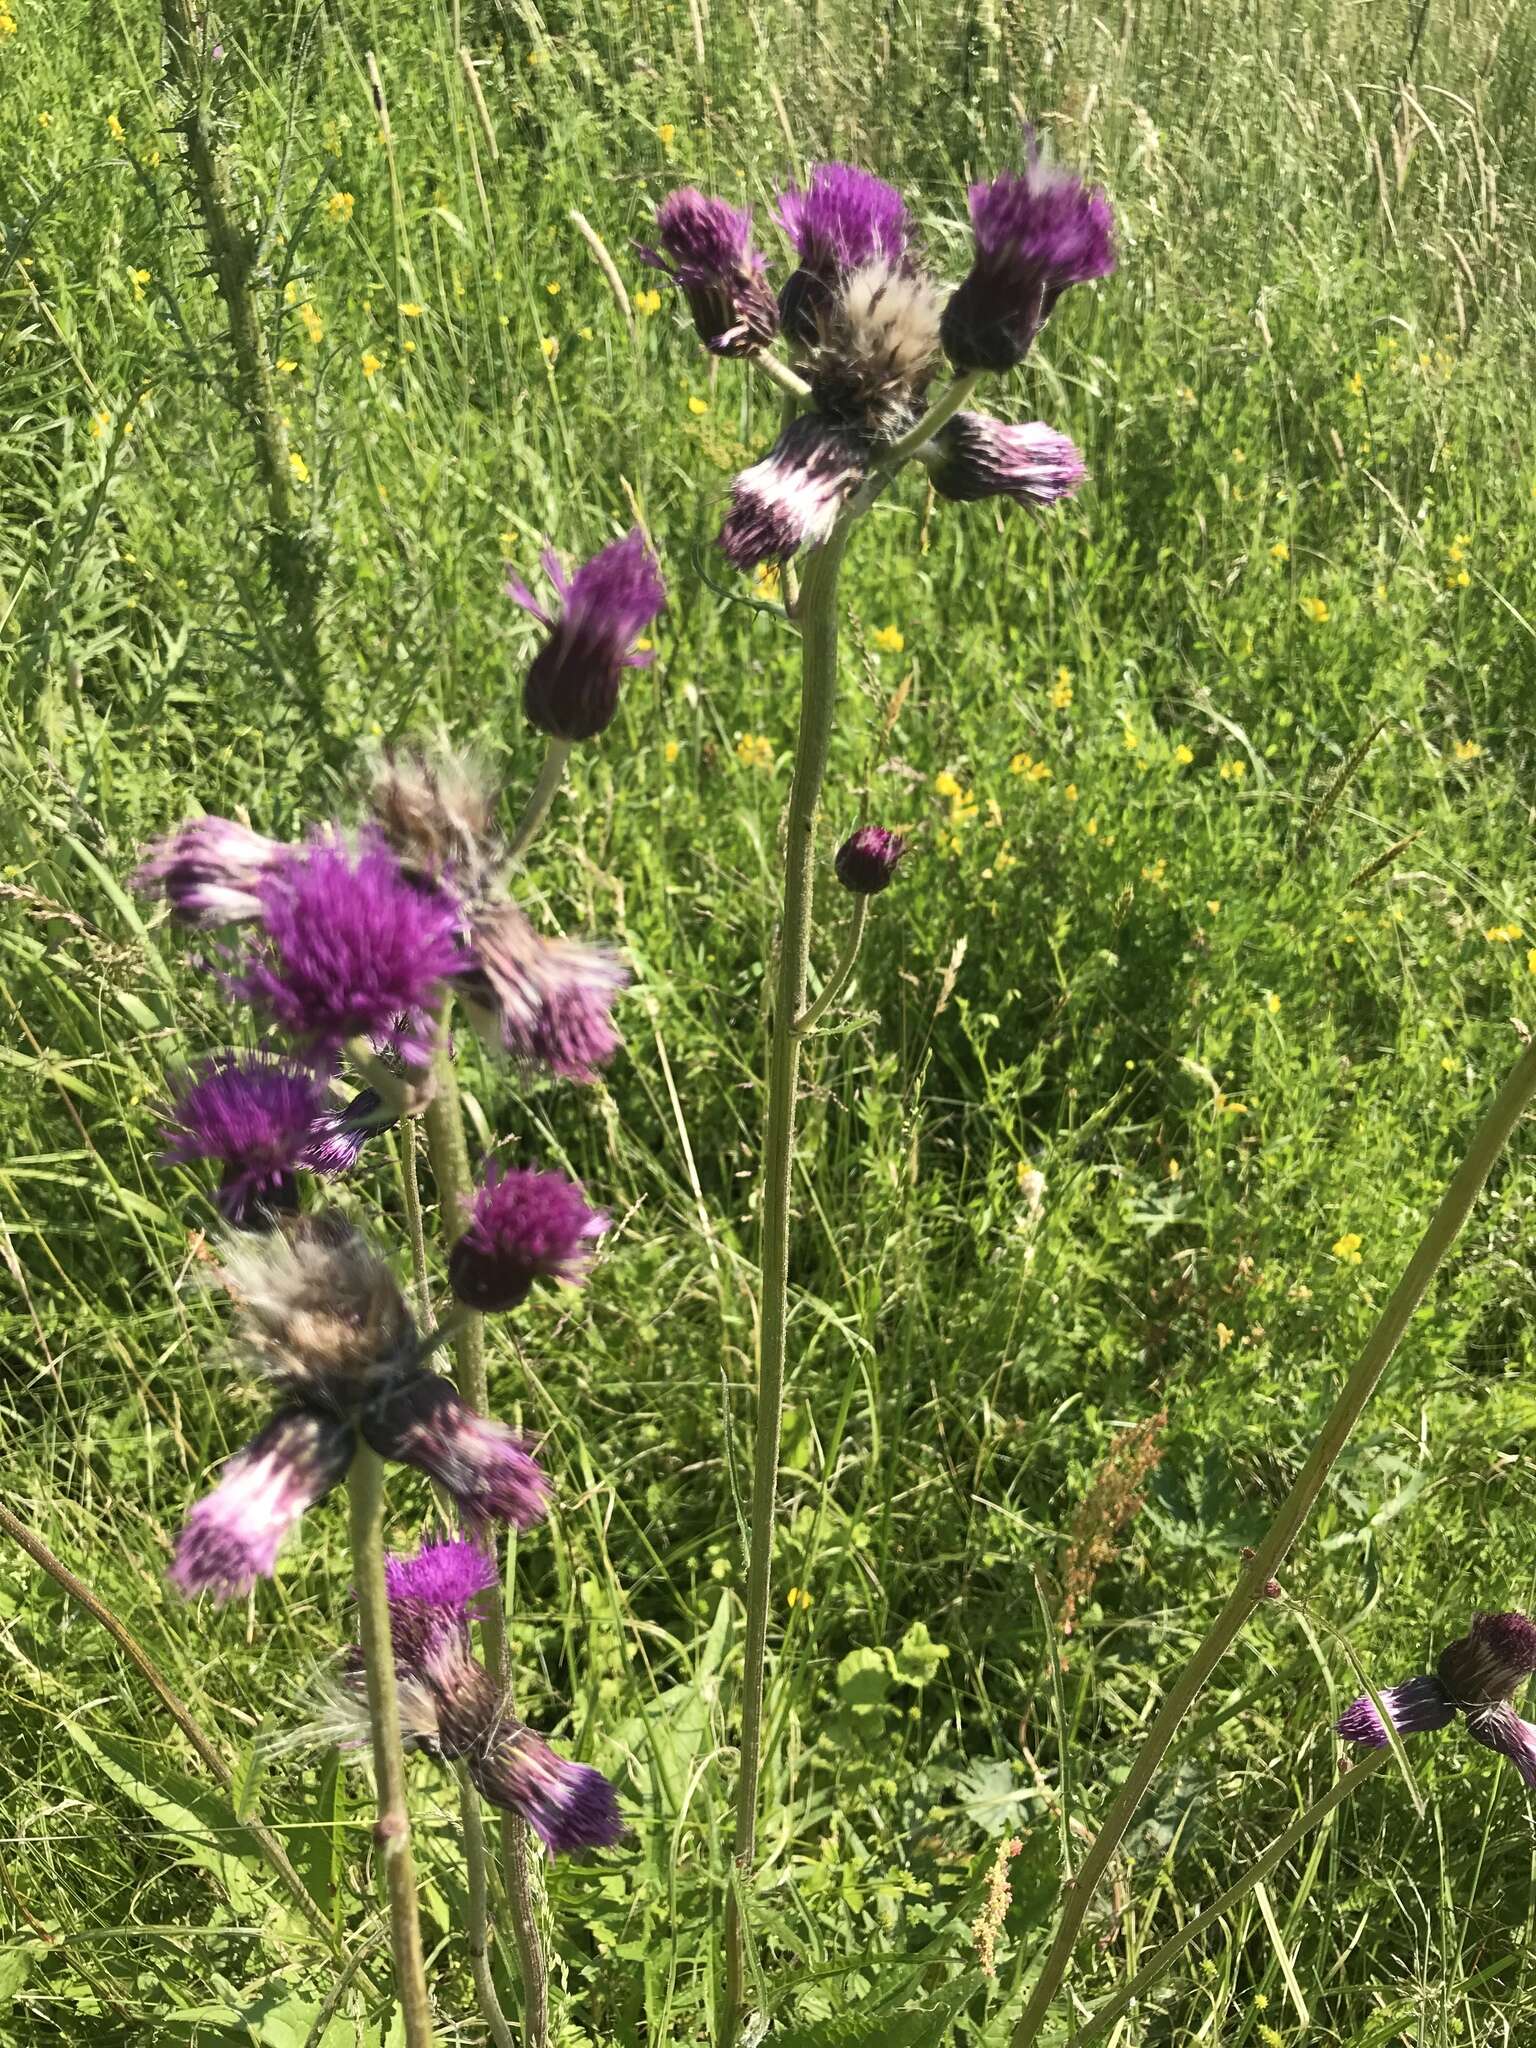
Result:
[892, 1621, 950, 1688]
[775, 1970, 986, 2048]
[835, 1646, 894, 1712]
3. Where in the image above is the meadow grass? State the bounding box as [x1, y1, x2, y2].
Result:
[4, 0, 1536, 2039]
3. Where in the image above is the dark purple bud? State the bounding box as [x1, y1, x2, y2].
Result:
[230, 836, 469, 1066]
[160, 1054, 324, 1227]
[133, 816, 286, 928]
[941, 144, 1114, 375]
[362, 1371, 551, 1531]
[1437, 1611, 1536, 1705]
[773, 163, 909, 352]
[449, 1163, 609, 1314]
[508, 531, 665, 743]
[1464, 1702, 1536, 1787]
[835, 826, 907, 896]
[298, 1088, 395, 1177]
[168, 1408, 355, 1599]
[470, 1728, 624, 1853]
[922, 412, 1087, 506]
[1336, 1674, 1455, 1747]
[718, 413, 870, 570]
[458, 901, 629, 1082]
[636, 189, 779, 356]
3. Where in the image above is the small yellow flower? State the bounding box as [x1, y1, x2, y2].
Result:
[284, 281, 299, 307]
[1265, 991, 1281, 1015]
[1206, 899, 1222, 915]
[1167, 1158, 1181, 1180]
[1085, 816, 1099, 837]
[298, 301, 324, 343]
[686, 395, 709, 415]
[106, 112, 125, 141]
[1216, 1095, 1248, 1115]
[872, 624, 905, 654]
[1063, 782, 1078, 802]
[1332, 1232, 1363, 1264]
[1269, 539, 1290, 562]
[1050, 666, 1073, 709]
[327, 192, 355, 226]
[1447, 567, 1471, 589]
[786, 1585, 813, 1610]
[540, 336, 558, 362]
[1301, 595, 1329, 623]
[663, 739, 680, 765]
[1122, 723, 1139, 751]
[1174, 743, 1194, 766]
[633, 638, 653, 654]
[526, 45, 544, 64]
[403, 338, 416, 354]
[398, 301, 424, 318]
[276, 357, 298, 374]
[1218, 758, 1247, 782]
[89, 409, 111, 438]
[288, 450, 310, 484]
[634, 288, 662, 316]
[1231, 446, 1246, 464]
[1447, 535, 1469, 562]
[657, 122, 676, 146]
[1528, 949, 1536, 976]
[1442, 1054, 1458, 1071]
[752, 563, 781, 601]
[0, 13, 18, 34]
[1453, 738, 1483, 761]
[1216, 1323, 1234, 1351]
[1485, 923, 1524, 944]
[545, 280, 561, 295]
[578, 325, 594, 341]
[130, 266, 150, 302]
[934, 771, 963, 800]
[143, 147, 161, 167]
[736, 733, 775, 771]
[360, 350, 384, 378]
[38, 111, 52, 128]
[1348, 371, 1364, 395]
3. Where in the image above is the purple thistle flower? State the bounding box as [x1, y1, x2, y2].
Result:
[636, 189, 780, 356]
[1337, 1611, 1536, 1789]
[922, 413, 1087, 507]
[134, 816, 287, 929]
[298, 1087, 395, 1177]
[1438, 1611, 1536, 1703]
[774, 163, 909, 351]
[449, 1164, 609, 1314]
[362, 1370, 551, 1531]
[508, 531, 666, 744]
[169, 1408, 355, 1600]
[460, 902, 629, 1082]
[1335, 1674, 1456, 1746]
[161, 1054, 324, 1228]
[385, 1537, 498, 1619]
[718, 413, 870, 570]
[473, 1729, 624, 1853]
[1464, 1702, 1536, 1786]
[231, 837, 468, 1065]
[941, 144, 1115, 375]
[834, 826, 907, 896]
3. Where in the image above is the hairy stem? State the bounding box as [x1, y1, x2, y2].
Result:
[422, 1044, 549, 2048]
[346, 1448, 435, 2047]
[506, 739, 574, 864]
[720, 513, 857, 2045]
[457, 1764, 518, 2048]
[0, 1500, 339, 1953]
[1067, 1750, 1390, 2045]
[397, 1123, 432, 1319]
[793, 893, 868, 1035]
[1012, 1037, 1536, 2044]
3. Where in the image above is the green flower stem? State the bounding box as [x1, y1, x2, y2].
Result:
[456, 1764, 518, 2048]
[719, 510, 857, 2046]
[878, 371, 982, 471]
[346, 1447, 435, 2048]
[1012, 1037, 1536, 2045]
[1066, 1750, 1390, 2046]
[422, 1042, 549, 2048]
[507, 739, 573, 864]
[755, 352, 813, 402]
[792, 894, 868, 1036]
[396, 1122, 431, 1318]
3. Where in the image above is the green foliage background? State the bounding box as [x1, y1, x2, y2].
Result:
[4, 0, 1536, 2039]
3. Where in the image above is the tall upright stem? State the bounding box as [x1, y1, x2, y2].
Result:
[423, 1045, 549, 2048]
[506, 739, 573, 864]
[719, 516, 855, 2045]
[457, 1764, 518, 2048]
[347, 1447, 435, 2048]
[1012, 1039, 1536, 2044]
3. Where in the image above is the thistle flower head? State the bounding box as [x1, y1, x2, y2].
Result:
[449, 1163, 610, 1314]
[941, 143, 1114, 374]
[218, 1211, 419, 1405]
[472, 1728, 625, 1853]
[297, 1087, 395, 1177]
[718, 413, 870, 570]
[1337, 1609, 1536, 1788]
[133, 816, 287, 929]
[368, 747, 504, 893]
[508, 531, 666, 743]
[809, 260, 942, 441]
[384, 1537, 498, 1621]
[922, 412, 1087, 507]
[461, 902, 629, 1082]
[168, 1408, 355, 1599]
[834, 825, 907, 896]
[637, 189, 780, 356]
[161, 1054, 324, 1227]
[361, 1370, 551, 1530]
[1335, 1674, 1455, 1746]
[1437, 1611, 1536, 1705]
[774, 163, 909, 350]
[231, 836, 468, 1065]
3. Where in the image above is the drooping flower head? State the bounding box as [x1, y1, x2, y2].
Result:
[718, 413, 870, 571]
[449, 1163, 609, 1313]
[368, 747, 504, 894]
[298, 1087, 395, 1177]
[134, 816, 287, 929]
[941, 140, 1114, 374]
[637, 189, 780, 356]
[809, 261, 942, 442]
[460, 901, 629, 1082]
[169, 1407, 356, 1600]
[508, 531, 666, 744]
[475, 1730, 625, 1853]
[161, 1054, 324, 1227]
[835, 826, 907, 896]
[230, 836, 468, 1065]
[921, 413, 1087, 507]
[362, 1370, 551, 1531]
[774, 163, 909, 351]
[1337, 1611, 1536, 1788]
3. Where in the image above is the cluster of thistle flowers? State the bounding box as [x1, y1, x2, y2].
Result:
[1336, 1610, 1536, 1789]
[134, 559, 669, 1852]
[636, 141, 1111, 574]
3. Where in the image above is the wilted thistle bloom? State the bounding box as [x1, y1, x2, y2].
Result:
[507, 531, 666, 744]
[230, 837, 468, 1066]
[719, 413, 871, 570]
[941, 145, 1115, 375]
[449, 1163, 609, 1313]
[921, 413, 1087, 507]
[368, 747, 503, 895]
[169, 1215, 550, 1599]
[358, 1539, 624, 1853]
[835, 826, 907, 896]
[161, 1054, 324, 1228]
[1337, 1611, 1536, 1786]
[637, 188, 779, 356]
[298, 1087, 395, 1177]
[460, 900, 629, 1082]
[774, 162, 909, 352]
[134, 816, 286, 928]
[809, 259, 942, 441]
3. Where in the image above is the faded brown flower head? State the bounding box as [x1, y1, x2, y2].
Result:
[219, 1211, 418, 1404]
[1058, 1411, 1167, 1640]
[368, 746, 503, 893]
[810, 260, 942, 441]
[971, 1834, 1021, 1978]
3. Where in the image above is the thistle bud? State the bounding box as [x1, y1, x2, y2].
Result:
[161, 1055, 325, 1229]
[448, 1163, 609, 1313]
[637, 189, 779, 356]
[774, 162, 909, 353]
[921, 413, 1086, 507]
[835, 826, 907, 895]
[507, 531, 665, 744]
[134, 816, 286, 928]
[718, 414, 870, 570]
[169, 1407, 356, 1599]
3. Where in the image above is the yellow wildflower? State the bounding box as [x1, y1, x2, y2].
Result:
[107, 112, 125, 141]
[89, 410, 111, 438]
[1063, 783, 1078, 802]
[1218, 758, 1247, 782]
[1122, 722, 1139, 751]
[687, 395, 709, 415]
[1167, 1158, 1181, 1180]
[872, 624, 905, 654]
[1301, 595, 1329, 623]
[786, 1585, 813, 1610]
[360, 351, 383, 378]
[546, 280, 561, 295]
[1231, 446, 1246, 464]
[1174, 743, 1194, 766]
[327, 192, 355, 225]
[403, 339, 415, 354]
[1265, 992, 1281, 1015]
[1453, 738, 1482, 761]
[38, 111, 52, 128]
[736, 733, 775, 771]
[752, 564, 781, 601]
[1268, 539, 1289, 562]
[276, 357, 298, 374]
[398, 301, 424, 318]
[1050, 667, 1073, 709]
[541, 336, 558, 362]
[634, 288, 662, 316]
[664, 739, 680, 765]
[634, 638, 653, 653]
[298, 301, 323, 343]
[1331, 1232, 1363, 1264]
[1216, 1323, 1234, 1351]
[1485, 923, 1524, 944]
[1447, 568, 1470, 589]
[526, 45, 544, 64]
[288, 450, 310, 484]
[130, 267, 150, 301]
[1528, 949, 1536, 976]
[657, 122, 676, 146]
[1447, 535, 1469, 562]
[1348, 372, 1364, 395]
[579, 325, 594, 341]
[0, 13, 18, 33]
